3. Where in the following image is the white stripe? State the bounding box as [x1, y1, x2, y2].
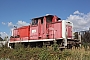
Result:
[9, 38, 64, 43]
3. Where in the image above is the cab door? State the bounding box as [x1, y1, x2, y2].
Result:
[66, 25, 72, 38]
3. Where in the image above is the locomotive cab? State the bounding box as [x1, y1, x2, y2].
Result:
[31, 15, 61, 25]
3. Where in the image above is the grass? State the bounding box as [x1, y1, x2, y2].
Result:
[0, 44, 90, 60]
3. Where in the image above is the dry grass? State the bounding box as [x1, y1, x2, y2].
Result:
[0, 45, 90, 60]
[63, 46, 90, 60]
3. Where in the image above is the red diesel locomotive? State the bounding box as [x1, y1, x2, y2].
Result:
[9, 15, 80, 48]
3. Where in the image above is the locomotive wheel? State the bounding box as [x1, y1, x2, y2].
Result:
[67, 44, 72, 49]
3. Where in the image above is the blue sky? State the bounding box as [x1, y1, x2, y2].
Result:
[0, 0, 90, 38]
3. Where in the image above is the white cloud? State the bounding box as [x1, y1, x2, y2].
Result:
[8, 20, 29, 28]
[16, 20, 29, 27]
[73, 10, 84, 15]
[66, 11, 90, 31]
[73, 10, 80, 14]
[8, 22, 15, 28]
[2, 22, 6, 25]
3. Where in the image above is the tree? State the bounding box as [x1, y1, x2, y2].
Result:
[82, 31, 90, 43]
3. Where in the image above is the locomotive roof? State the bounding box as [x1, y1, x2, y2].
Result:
[32, 15, 54, 20]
